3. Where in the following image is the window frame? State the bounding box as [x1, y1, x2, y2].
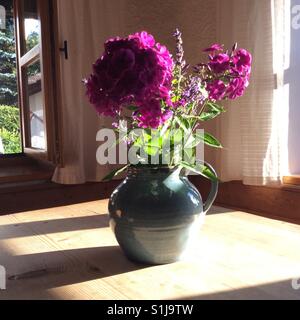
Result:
[0, 0, 62, 184]
[13, 0, 61, 164]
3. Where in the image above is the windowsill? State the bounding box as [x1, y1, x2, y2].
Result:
[0, 154, 54, 185]
[283, 175, 300, 187]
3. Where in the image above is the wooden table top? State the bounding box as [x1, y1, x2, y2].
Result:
[0, 200, 300, 300]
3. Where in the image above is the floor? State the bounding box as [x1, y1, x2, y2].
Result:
[0, 200, 299, 300]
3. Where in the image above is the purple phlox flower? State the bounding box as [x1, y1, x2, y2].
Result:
[232, 48, 252, 75]
[85, 31, 174, 127]
[134, 99, 173, 129]
[206, 80, 226, 101]
[226, 76, 250, 100]
[209, 53, 230, 74]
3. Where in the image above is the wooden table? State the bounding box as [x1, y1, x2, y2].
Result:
[0, 200, 300, 300]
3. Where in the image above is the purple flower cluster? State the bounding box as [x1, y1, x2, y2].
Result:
[85, 31, 174, 128]
[203, 44, 252, 101]
[135, 99, 173, 129]
[181, 76, 205, 107]
[85, 30, 252, 133]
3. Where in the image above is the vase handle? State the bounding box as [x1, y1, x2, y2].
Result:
[203, 162, 219, 214]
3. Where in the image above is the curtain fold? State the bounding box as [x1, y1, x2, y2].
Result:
[52, 0, 128, 184]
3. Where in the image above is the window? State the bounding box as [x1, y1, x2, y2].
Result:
[283, 1, 300, 186]
[14, 0, 61, 163]
[0, 0, 61, 164]
[287, 0, 300, 175]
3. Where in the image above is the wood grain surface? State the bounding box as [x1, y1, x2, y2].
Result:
[0, 200, 300, 300]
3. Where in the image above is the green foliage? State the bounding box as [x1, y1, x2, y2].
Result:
[26, 32, 41, 76]
[0, 15, 18, 106]
[0, 127, 22, 154]
[199, 102, 226, 121]
[0, 11, 40, 105]
[0, 105, 22, 154]
[26, 31, 39, 51]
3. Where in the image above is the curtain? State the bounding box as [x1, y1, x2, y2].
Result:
[52, 0, 128, 184]
[210, 0, 289, 186]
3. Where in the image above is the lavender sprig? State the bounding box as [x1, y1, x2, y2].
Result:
[181, 76, 205, 111]
[173, 28, 186, 69]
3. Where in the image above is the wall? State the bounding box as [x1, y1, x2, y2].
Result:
[122, 0, 217, 64]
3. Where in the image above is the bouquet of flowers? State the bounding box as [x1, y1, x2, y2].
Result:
[84, 29, 252, 181]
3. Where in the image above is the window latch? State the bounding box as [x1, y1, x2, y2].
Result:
[59, 40, 68, 60]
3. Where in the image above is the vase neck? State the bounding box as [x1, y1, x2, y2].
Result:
[127, 166, 181, 180]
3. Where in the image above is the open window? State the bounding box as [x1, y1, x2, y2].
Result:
[14, 0, 61, 164]
[0, 0, 61, 183]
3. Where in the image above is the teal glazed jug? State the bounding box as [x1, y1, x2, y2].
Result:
[108, 163, 218, 265]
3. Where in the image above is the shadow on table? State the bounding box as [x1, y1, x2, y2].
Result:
[1, 245, 149, 299]
[0, 207, 237, 242]
[0, 214, 110, 240]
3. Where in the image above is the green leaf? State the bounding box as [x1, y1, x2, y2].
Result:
[179, 161, 219, 182]
[184, 135, 196, 149]
[143, 145, 159, 156]
[172, 129, 184, 143]
[207, 102, 226, 112]
[133, 130, 152, 148]
[199, 110, 220, 121]
[182, 114, 203, 121]
[183, 148, 195, 164]
[192, 132, 222, 149]
[203, 132, 223, 148]
[174, 116, 190, 133]
[102, 165, 129, 182]
[199, 102, 226, 121]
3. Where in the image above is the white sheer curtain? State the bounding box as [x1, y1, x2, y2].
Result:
[52, 0, 127, 184]
[209, 0, 289, 186]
